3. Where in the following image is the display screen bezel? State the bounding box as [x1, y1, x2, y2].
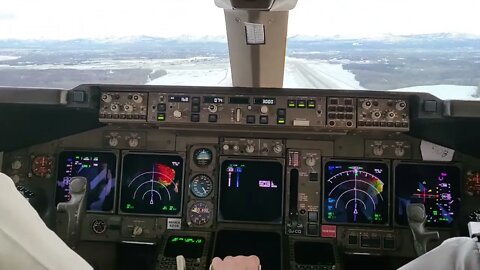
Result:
[322, 158, 391, 226]
[217, 157, 285, 224]
[118, 151, 185, 217]
[393, 161, 462, 229]
[55, 149, 119, 214]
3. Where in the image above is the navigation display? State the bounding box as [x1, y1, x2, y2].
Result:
[120, 153, 183, 215]
[324, 160, 389, 225]
[395, 163, 461, 227]
[56, 151, 116, 212]
[219, 160, 283, 223]
[164, 236, 205, 259]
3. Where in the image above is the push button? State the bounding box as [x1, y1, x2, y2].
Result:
[348, 235, 358, 245]
[208, 114, 218, 123]
[297, 100, 306, 108]
[157, 113, 166, 121]
[307, 224, 318, 235]
[191, 104, 200, 113]
[191, 114, 200, 122]
[288, 100, 296, 108]
[192, 97, 200, 104]
[308, 211, 318, 222]
[260, 116, 269, 124]
[157, 103, 166, 112]
[246, 115, 256, 124]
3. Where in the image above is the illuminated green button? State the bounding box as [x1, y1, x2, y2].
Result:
[288, 100, 296, 108]
[277, 118, 286, 124]
[297, 100, 306, 108]
[307, 100, 316, 108]
[157, 113, 166, 121]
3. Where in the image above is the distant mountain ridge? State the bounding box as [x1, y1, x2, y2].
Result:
[0, 33, 479, 52]
[1, 32, 480, 44]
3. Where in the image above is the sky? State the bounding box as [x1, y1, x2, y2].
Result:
[0, 0, 479, 40]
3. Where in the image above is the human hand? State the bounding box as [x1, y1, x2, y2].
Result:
[209, 255, 261, 270]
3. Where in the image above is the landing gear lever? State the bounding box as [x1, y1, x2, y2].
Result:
[406, 203, 439, 256]
[57, 176, 87, 248]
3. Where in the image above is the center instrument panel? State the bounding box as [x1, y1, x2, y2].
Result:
[2, 85, 480, 270]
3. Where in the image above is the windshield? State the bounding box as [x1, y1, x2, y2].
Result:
[1, 0, 479, 100]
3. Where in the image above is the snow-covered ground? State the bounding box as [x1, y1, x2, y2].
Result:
[0, 56, 19, 61]
[148, 57, 363, 90]
[391, 85, 480, 100]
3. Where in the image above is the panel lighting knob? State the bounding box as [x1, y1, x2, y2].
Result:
[373, 145, 384, 156]
[233, 145, 240, 152]
[305, 157, 316, 167]
[132, 94, 143, 104]
[223, 144, 230, 151]
[101, 94, 112, 103]
[108, 137, 119, 147]
[371, 111, 382, 120]
[128, 138, 139, 148]
[261, 105, 269, 114]
[245, 144, 255, 154]
[395, 147, 405, 157]
[362, 100, 372, 110]
[273, 144, 283, 154]
[173, 110, 182, 118]
[11, 160, 22, 170]
[110, 104, 119, 112]
[396, 101, 407, 111]
[132, 225, 143, 236]
[124, 104, 133, 113]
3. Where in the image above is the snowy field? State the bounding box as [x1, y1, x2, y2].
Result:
[147, 57, 478, 100]
[390, 85, 480, 100]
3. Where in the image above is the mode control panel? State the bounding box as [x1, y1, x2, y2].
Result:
[99, 92, 148, 122]
[147, 93, 327, 128]
[357, 98, 409, 131]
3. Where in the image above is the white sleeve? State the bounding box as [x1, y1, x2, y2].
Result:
[398, 237, 480, 270]
[0, 173, 93, 270]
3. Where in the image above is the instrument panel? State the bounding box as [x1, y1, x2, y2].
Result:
[3, 85, 480, 270]
[99, 89, 410, 132]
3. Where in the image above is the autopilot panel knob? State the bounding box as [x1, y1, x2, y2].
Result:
[362, 100, 372, 110]
[245, 144, 255, 154]
[396, 101, 407, 111]
[101, 94, 112, 103]
[110, 104, 119, 112]
[173, 110, 182, 119]
[132, 94, 143, 103]
[260, 105, 269, 114]
[123, 104, 134, 113]
[371, 111, 382, 120]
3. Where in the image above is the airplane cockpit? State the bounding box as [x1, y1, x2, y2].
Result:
[1, 0, 480, 269]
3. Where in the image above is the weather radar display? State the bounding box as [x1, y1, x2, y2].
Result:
[120, 153, 184, 215]
[324, 161, 389, 225]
